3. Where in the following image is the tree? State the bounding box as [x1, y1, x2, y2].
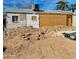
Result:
[56, 1, 69, 11]
[68, 3, 76, 12]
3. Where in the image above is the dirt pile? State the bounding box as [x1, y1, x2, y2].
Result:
[3, 26, 76, 59]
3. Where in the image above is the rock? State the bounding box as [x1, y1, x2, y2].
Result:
[3, 46, 7, 52]
[37, 38, 40, 40]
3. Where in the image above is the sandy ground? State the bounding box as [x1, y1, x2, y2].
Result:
[3, 26, 76, 59]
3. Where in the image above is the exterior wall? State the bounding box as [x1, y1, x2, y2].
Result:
[72, 14, 76, 29]
[20, 14, 26, 21]
[26, 14, 39, 28]
[39, 13, 67, 27]
[6, 12, 73, 29]
[6, 13, 26, 28]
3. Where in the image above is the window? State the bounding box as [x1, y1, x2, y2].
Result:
[32, 16, 37, 21]
[12, 16, 18, 22]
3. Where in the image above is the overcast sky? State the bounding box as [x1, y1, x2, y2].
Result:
[3, 0, 76, 11]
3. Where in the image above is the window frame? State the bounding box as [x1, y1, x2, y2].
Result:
[11, 14, 20, 23]
[32, 15, 37, 21]
[12, 16, 18, 23]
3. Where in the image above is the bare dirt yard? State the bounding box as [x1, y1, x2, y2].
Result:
[3, 25, 76, 59]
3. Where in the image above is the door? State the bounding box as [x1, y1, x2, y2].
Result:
[67, 15, 72, 26]
[27, 14, 39, 28]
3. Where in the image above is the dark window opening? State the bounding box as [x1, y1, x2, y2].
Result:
[12, 16, 18, 22]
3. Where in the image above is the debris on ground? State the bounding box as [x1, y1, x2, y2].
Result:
[3, 26, 76, 59]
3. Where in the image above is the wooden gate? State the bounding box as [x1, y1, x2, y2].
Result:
[39, 13, 67, 27]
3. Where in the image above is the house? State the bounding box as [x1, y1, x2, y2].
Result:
[5, 8, 76, 29]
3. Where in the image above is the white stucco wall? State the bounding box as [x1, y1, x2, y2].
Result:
[72, 14, 76, 30]
[6, 13, 39, 29]
[27, 14, 39, 28]
[6, 13, 26, 28]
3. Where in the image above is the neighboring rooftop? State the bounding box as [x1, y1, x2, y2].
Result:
[6, 9, 75, 15]
[6, 9, 34, 13]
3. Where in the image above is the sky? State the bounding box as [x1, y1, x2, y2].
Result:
[3, 0, 76, 11]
